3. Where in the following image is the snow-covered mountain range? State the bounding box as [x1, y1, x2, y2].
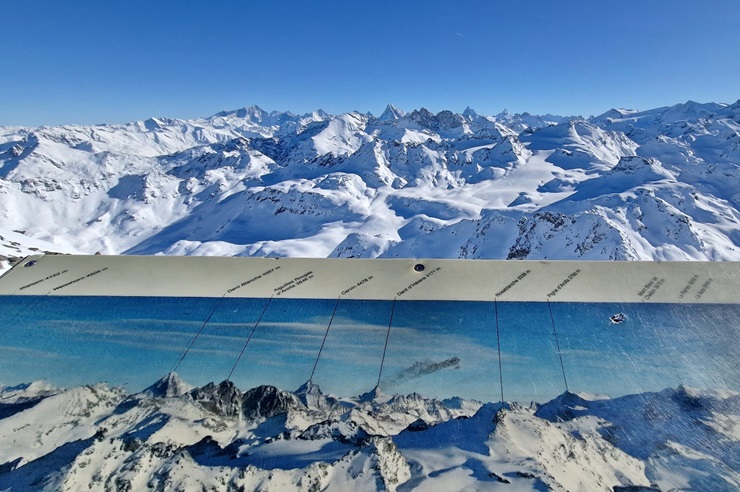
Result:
[1, 375, 737, 491]
[1, 100, 739, 268]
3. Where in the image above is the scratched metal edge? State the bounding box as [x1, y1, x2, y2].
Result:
[0, 255, 738, 304]
[0, 255, 34, 282]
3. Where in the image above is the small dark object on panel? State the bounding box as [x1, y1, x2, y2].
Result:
[610, 313, 627, 324]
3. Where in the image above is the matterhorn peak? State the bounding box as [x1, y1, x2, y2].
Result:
[379, 103, 406, 121]
[358, 385, 389, 404]
[295, 380, 322, 395]
[462, 106, 478, 119]
[141, 372, 192, 398]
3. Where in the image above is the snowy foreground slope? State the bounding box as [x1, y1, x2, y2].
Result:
[1, 100, 740, 268]
[1, 375, 738, 491]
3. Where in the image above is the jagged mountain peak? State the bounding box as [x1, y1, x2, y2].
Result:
[358, 385, 388, 403]
[2, 374, 737, 490]
[462, 106, 478, 119]
[141, 372, 191, 398]
[188, 379, 243, 417]
[401, 107, 467, 135]
[379, 103, 406, 121]
[234, 105, 269, 121]
[212, 104, 268, 120]
[295, 380, 319, 394]
[612, 155, 663, 173]
[406, 107, 435, 121]
[1, 98, 739, 268]
[242, 384, 305, 420]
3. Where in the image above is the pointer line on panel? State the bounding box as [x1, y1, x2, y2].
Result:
[173, 294, 225, 373]
[494, 298, 505, 405]
[309, 296, 341, 383]
[547, 298, 569, 393]
[377, 297, 397, 389]
[227, 295, 273, 381]
[0, 290, 51, 341]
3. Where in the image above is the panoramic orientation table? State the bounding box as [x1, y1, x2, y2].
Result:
[0, 255, 737, 402]
[1, 255, 739, 491]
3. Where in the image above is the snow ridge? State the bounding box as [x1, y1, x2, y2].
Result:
[1, 100, 739, 267]
[1, 376, 737, 491]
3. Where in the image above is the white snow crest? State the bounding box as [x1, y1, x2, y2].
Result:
[1, 100, 740, 264]
[2, 376, 737, 491]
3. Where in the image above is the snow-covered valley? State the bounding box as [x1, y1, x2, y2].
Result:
[2, 100, 739, 269]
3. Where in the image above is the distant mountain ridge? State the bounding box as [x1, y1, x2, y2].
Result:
[1, 99, 739, 268]
[1, 375, 737, 490]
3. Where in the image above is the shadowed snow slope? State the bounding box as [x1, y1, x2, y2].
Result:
[1, 100, 739, 267]
[1, 377, 737, 491]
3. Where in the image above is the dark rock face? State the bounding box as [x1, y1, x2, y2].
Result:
[189, 380, 243, 417]
[241, 385, 305, 420]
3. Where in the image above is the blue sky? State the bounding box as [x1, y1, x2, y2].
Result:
[1, 0, 739, 126]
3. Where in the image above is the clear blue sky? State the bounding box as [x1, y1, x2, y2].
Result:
[1, 0, 739, 126]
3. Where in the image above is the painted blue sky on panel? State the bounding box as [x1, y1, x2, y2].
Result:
[0, 296, 737, 403]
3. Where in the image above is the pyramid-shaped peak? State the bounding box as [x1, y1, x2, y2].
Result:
[142, 372, 191, 398]
[296, 380, 322, 395]
[379, 104, 406, 121]
[462, 106, 478, 119]
[409, 107, 434, 118]
[358, 385, 388, 404]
